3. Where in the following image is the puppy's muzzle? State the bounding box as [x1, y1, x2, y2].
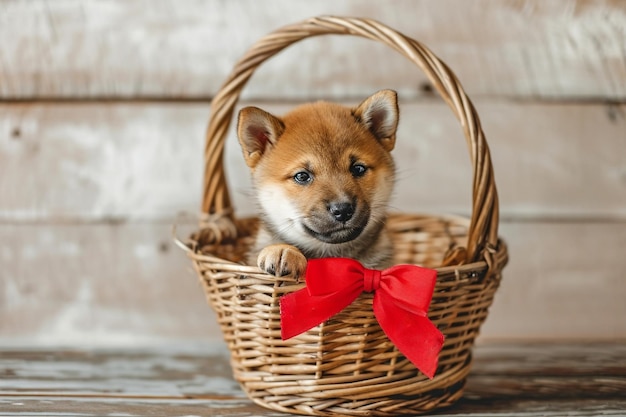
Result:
[302, 199, 370, 244]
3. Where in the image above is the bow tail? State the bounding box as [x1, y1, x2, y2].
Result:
[374, 295, 445, 379]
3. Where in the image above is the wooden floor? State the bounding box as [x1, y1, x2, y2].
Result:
[1, 342, 625, 416]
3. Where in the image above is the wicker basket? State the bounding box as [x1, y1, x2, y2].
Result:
[179, 16, 508, 416]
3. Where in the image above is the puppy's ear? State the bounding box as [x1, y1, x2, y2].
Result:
[237, 107, 285, 168]
[353, 89, 399, 152]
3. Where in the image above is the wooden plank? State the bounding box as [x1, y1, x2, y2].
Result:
[440, 399, 626, 416]
[442, 343, 626, 414]
[0, 102, 206, 222]
[1, 101, 624, 222]
[0, 222, 222, 347]
[483, 221, 626, 339]
[0, 397, 284, 417]
[1, 0, 624, 100]
[1, 221, 625, 346]
[471, 343, 626, 376]
[1, 396, 625, 416]
[0, 348, 241, 397]
[1, 343, 625, 416]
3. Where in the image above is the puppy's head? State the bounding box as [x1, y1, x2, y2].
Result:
[237, 90, 398, 254]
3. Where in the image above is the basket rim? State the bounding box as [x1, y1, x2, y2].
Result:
[175, 211, 507, 283]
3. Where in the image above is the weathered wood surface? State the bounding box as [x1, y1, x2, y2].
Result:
[1, 343, 625, 416]
[1, 221, 625, 346]
[1, 0, 624, 100]
[2, 101, 624, 221]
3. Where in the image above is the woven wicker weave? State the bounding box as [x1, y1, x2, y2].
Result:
[180, 16, 508, 416]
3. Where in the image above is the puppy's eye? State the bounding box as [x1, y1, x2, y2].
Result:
[350, 164, 368, 178]
[294, 171, 312, 184]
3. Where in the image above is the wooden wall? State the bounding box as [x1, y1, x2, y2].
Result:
[1, 0, 625, 347]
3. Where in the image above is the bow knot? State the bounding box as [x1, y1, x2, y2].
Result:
[363, 267, 381, 292]
[280, 258, 444, 379]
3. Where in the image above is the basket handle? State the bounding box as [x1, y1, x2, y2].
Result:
[202, 16, 499, 263]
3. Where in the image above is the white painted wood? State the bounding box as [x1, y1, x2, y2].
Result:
[1, 221, 624, 346]
[0, 222, 221, 347]
[483, 221, 626, 340]
[0, 103, 206, 222]
[1, 0, 624, 348]
[1, 0, 624, 100]
[1, 101, 624, 222]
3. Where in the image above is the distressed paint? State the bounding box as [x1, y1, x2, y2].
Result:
[0, 222, 221, 347]
[0, 221, 625, 346]
[481, 221, 626, 339]
[1, 101, 624, 222]
[0, 0, 624, 100]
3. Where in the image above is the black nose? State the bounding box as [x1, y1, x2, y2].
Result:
[329, 202, 355, 223]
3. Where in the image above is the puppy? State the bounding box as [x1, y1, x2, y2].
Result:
[237, 90, 399, 279]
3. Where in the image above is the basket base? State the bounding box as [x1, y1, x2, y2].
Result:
[240, 358, 470, 416]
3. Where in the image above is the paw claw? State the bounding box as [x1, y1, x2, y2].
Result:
[257, 245, 307, 279]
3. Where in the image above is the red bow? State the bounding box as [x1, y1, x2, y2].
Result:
[280, 258, 444, 379]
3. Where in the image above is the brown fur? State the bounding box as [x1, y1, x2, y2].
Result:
[237, 90, 399, 279]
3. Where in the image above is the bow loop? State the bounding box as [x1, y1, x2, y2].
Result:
[280, 258, 444, 379]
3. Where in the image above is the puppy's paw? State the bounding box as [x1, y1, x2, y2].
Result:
[257, 244, 307, 280]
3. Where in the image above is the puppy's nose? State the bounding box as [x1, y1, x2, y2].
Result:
[329, 202, 355, 223]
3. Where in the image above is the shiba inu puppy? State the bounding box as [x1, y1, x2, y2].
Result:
[237, 90, 399, 279]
